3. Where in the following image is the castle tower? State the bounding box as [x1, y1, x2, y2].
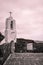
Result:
[5, 12, 16, 43]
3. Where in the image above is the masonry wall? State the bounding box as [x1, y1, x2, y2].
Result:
[0, 43, 11, 65]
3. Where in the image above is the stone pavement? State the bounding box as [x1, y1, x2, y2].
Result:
[3, 53, 43, 65]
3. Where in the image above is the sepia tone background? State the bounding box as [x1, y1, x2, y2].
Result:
[0, 0, 43, 41]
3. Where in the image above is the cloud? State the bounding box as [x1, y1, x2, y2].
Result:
[0, 0, 43, 41]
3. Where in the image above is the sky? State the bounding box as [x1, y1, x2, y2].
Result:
[0, 0, 43, 41]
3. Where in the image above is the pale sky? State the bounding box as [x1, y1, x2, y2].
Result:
[0, 0, 43, 41]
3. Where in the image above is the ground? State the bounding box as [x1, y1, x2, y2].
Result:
[3, 53, 43, 65]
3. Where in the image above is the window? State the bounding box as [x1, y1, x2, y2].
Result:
[27, 43, 33, 50]
[11, 21, 13, 29]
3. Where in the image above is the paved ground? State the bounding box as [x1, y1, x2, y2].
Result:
[3, 53, 43, 65]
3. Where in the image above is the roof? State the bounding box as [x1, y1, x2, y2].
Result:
[17, 38, 34, 44]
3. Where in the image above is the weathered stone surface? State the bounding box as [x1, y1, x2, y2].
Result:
[0, 43, 11, 65]
[3, 53, 43, 65]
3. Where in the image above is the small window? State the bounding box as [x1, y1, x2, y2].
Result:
[11, 21, 13, 29]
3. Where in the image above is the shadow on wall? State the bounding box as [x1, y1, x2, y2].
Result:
[0, 43, 11, 65]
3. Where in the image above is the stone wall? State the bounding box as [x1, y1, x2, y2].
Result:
[0, 43, 11, 65]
